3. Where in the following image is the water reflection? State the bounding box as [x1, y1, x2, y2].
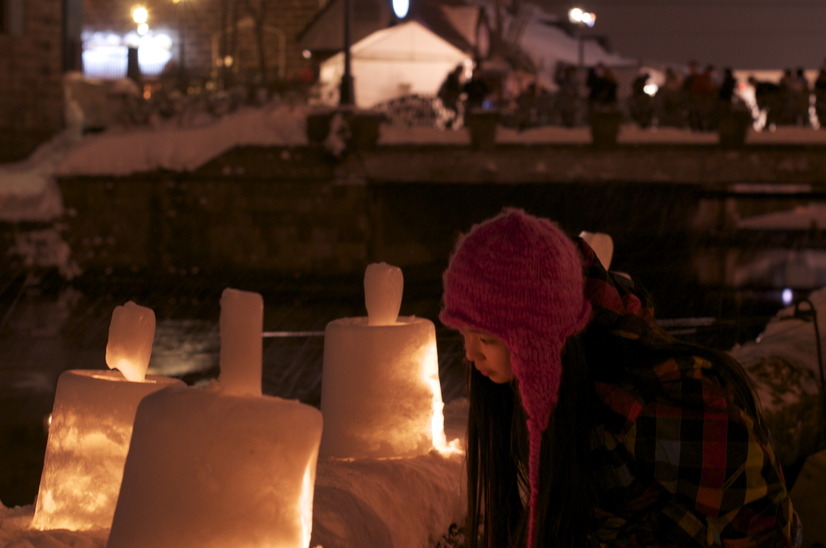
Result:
[150, 318, 219, 378]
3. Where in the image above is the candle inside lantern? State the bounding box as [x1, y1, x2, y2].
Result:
[106, 301, 155, 382]
[320, 263, 446, 459]
[218, 287, 263, 396]
[364, 262, 403, 326]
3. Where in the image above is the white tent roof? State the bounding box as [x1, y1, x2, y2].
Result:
[318, 21, 470, 108]
[348, 20, 467, 62]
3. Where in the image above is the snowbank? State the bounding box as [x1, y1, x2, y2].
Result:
[730, 287, 826, 465]
[55, 105, 311, 177]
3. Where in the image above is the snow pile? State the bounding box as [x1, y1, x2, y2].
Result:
[0, 504, 107, 548]
[730, 287, 826, 465]
[0, 133, 77, 223]
[739, 203, 826, 230]
[55, 104, 311, 177]
[312, 450, 464, 548]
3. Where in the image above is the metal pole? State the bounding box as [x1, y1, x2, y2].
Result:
[178, 2, 187, 91]
[577, 24, 584, 69]
[339, 0, 355, 105]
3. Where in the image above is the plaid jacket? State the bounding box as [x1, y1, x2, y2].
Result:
[577, 238, 801, 547]
[589, 353, 801, 547]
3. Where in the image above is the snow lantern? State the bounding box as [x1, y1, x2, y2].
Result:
[107, 288, 323, 548]
[320, 262, 447, 459]
[32, 301, 183, 531]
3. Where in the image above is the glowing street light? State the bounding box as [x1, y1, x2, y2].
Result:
[131, 6, 149, 35]
[131, 5, 148, 25]
[392, 0, 410, 19]
[568, 6, 596, 69]
[568, 7, 596, 28]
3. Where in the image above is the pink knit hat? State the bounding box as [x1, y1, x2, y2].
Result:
[440, 208, 591, 547]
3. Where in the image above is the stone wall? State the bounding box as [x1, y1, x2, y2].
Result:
[57, 147, 369, 291]
[0, 0, 65, 162]
[51, 142, 826, 318]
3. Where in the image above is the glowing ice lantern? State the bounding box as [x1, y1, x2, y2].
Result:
[108, 288, 323, 548]
[320, 263, 447, 459]
[32, 302, 183, 531]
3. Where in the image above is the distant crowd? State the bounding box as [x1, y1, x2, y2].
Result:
[432, 58, 826, 132]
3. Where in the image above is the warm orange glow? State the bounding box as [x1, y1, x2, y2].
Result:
[421, 339, 448, 452]
[131, 5, 148, 25]
[32, 370, 183, 531]
[320, 316, 447, 459]
[106, 301, 155, 383]
[107, 388, 322, 547]
[300, 462, 316, 547]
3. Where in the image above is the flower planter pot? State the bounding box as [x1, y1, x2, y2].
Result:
[466, 109, 499, 150]
[718, 110, 752, 147]
[347, 111, 385, 150]
[589, 110, 622, 146]
[306, 111, 335, 144]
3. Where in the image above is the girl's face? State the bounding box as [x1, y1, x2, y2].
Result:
[460, 329, 513, 384]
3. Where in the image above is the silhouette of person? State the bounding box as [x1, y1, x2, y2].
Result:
[438, 64, 464, 128]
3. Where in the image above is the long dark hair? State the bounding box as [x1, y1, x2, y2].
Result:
[465, 335, 596, 547]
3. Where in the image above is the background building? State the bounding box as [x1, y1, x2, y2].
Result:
[0, 0, 82, 162]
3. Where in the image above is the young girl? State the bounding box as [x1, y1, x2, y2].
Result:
[439, 208, 801, 547]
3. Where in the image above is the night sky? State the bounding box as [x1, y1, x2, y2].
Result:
[541, 0, 826, 70]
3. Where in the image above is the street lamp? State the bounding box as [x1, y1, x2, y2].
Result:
[339, 0, 355, 105]
[128, 6, 148, 83]
[173, 0, 188, 91]
[568, 6, 596, 69]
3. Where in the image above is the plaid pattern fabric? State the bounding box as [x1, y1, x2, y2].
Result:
[576, 237, 801, 547]
[590, 354, 801, 547]
[577, 237, 655, 339]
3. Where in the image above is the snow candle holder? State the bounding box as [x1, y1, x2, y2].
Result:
[320, 263, 447, 459]
[108, 288, 323, 548]
[32, 302, 183, 531]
